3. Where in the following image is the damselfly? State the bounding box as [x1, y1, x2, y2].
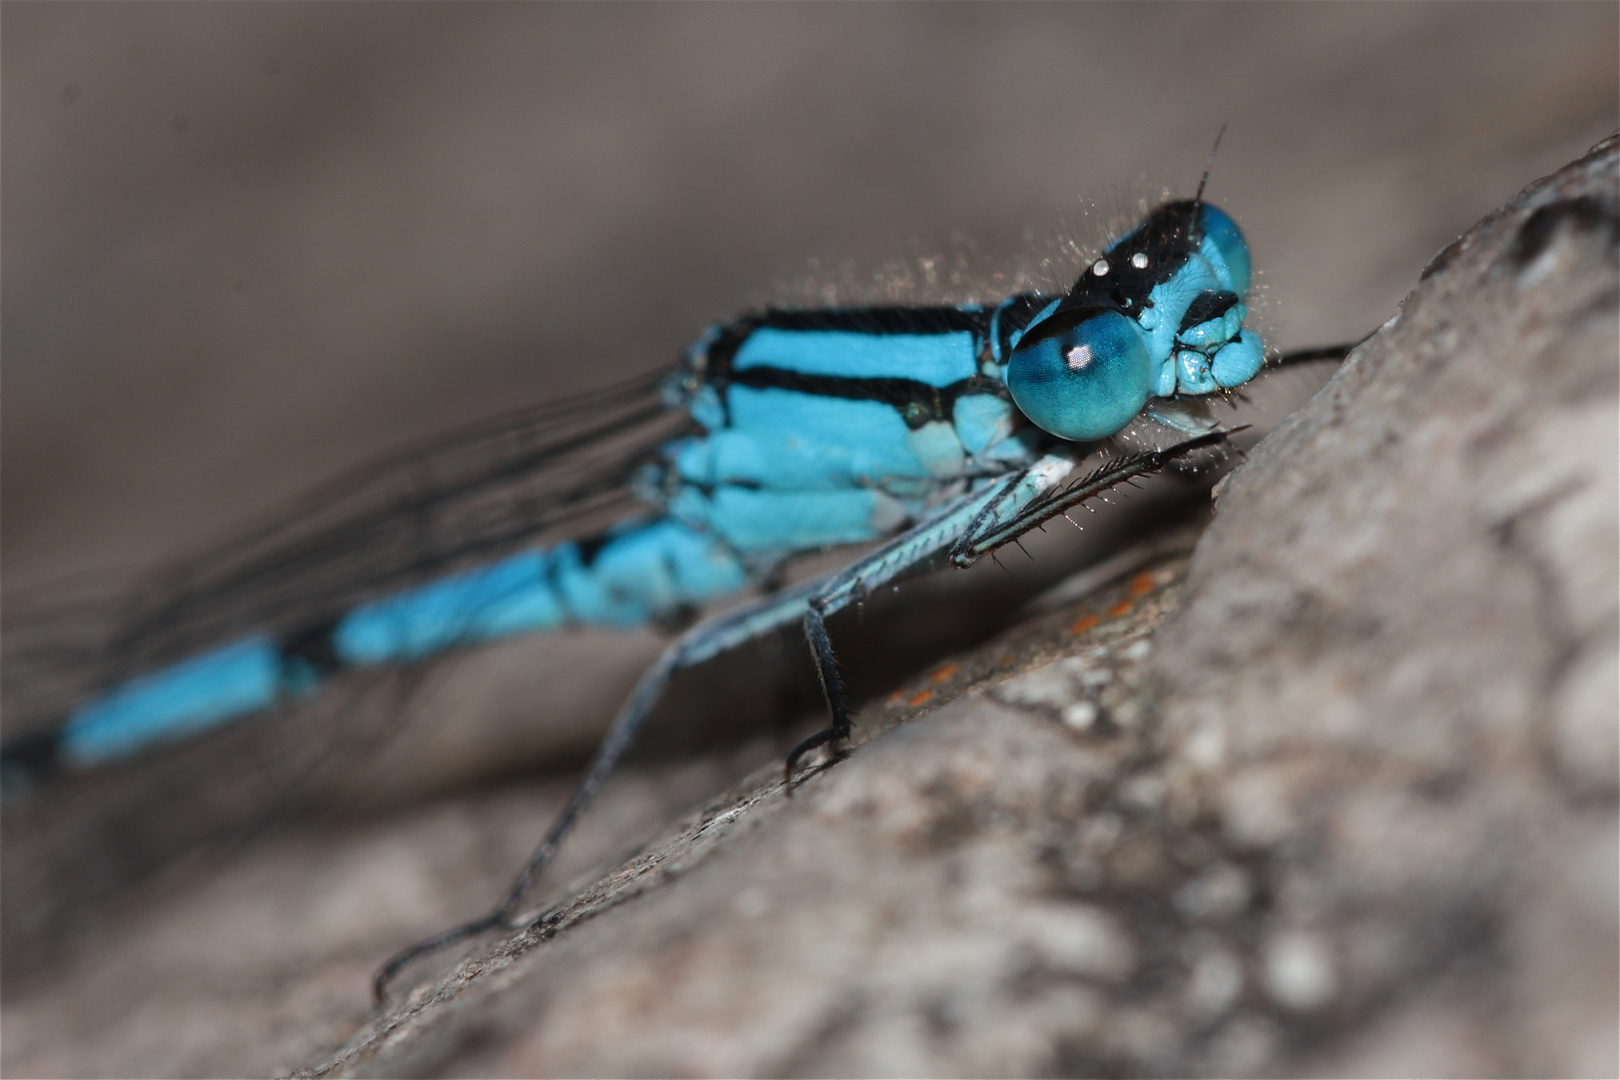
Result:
[1, 158, 1352, 1002]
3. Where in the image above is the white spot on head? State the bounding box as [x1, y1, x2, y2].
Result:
[1131, 251, 1150, 269]
[1091, 258, 1110, 276]
[1065, 343, 1094, 372]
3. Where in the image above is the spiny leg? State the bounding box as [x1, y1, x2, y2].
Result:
[950, 429, 1241, 569]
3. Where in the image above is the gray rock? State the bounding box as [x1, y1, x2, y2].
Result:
[303, 137, 1618, 1077]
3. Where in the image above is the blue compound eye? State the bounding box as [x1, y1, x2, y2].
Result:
[1196, 204, 1251, 296]
[1006, 309, 1153, 441]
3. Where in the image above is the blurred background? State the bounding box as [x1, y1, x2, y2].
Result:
[1, 4, 1616, 1076]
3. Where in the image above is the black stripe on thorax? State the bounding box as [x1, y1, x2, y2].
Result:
[725, 365, 1009, 429]
[742, 305, 994, 337]
[693, 304, 1023, 430]
[705, 305, 997, 385]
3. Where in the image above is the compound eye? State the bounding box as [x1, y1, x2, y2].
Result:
[1196, 204, 1252, 295]
[1006, 310, 1152, 442]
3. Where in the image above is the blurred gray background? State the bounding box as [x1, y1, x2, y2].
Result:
[5, 2, 1616, 592]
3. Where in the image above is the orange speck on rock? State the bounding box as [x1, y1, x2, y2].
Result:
[1069, 613, 1101, 635]
[1106, 598, 1135, 617]
[1129, 570, 1156, 598]
[929, 662, 960, 684]
[907, 690, 934, 707]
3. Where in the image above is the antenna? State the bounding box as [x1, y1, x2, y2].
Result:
[1194, 123, 1228, 207]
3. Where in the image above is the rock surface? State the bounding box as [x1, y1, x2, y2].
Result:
[298, 137, 1618, 1078]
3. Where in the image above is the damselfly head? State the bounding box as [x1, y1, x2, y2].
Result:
[1002, 194, 1263, 443]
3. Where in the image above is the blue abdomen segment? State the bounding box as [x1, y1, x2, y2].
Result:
[58, 518, 751, 767]
[335, 518, 748, 661]
[61, 637, 287, 766]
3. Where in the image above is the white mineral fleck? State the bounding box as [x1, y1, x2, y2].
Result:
[1264, 931, 1338, 1011]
